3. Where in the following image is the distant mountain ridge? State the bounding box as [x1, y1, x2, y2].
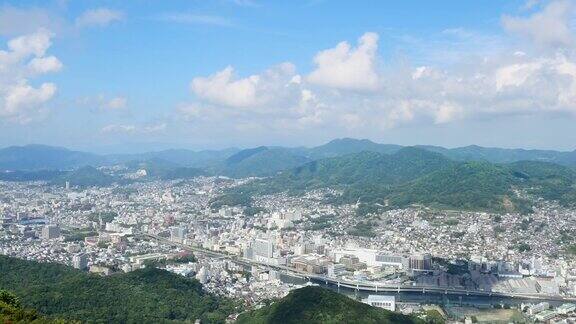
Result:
[2, 140, 576, 211]
[0, 144, 104, 170]
[418, 144, 576, 165]
[1, 139, 575, 179]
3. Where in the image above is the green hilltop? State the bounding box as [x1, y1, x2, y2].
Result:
[52, 166, 117, 187]
[218, 146, 312, 178]
[0, 255, 236, 323]
[237, 286, 424, 324]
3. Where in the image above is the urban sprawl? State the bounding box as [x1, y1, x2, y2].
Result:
[2, 175, 576, 323]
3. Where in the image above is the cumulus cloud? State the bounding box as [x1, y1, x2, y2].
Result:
[502, 0, 575, 49]
[307, 32, 380, 91]
[190, 63, 299, 109]
[0, 29, 61, 123]
[176, 0, 576, 142]
[75, 8, 124, 29]
[184, 28, 576, 139]
[28, 56, 63, 74]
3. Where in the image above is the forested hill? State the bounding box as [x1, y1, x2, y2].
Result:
[0, 255, 236, 323]
[237, 147, 453, 194]
[0, 289, 70, 324]
[222, 147, 576, 213]
[236, 286, 424, 324]
[217, 146, 312, 177]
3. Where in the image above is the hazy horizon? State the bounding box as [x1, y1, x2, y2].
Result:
[3, 137, 576, 156]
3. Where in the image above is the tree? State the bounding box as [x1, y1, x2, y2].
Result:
[0, 290, 20, 308]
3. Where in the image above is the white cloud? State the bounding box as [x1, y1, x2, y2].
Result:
[502, 0, 575, 49]
[179, 0, 576, 140]
[0, 29, 60, 124]
[435, 102, 464, 124]
[307, 32, 380, 91]
[190, 63, 298, 109]
[191, 66, 257, 107]
[76, 8, 124, 29]
[495, 61, 541, 90]
[28, 56, 63, 74]
[6, 29, 53, 57]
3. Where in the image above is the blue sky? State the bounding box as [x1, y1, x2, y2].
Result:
[1, 0, 576, 152]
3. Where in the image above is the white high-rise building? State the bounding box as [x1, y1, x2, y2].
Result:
[72, 253, 88, 270]
[252, 238, 274, 263]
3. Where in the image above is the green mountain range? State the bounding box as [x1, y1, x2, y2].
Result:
[2, 139, 576, 173]
[2, 140, 576, 212]
[237, 286, 424, 324]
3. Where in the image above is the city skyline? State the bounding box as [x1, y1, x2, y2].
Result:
[2, 0, 576, 151]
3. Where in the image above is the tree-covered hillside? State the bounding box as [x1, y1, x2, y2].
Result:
[508, 160, 576, 206]
[390, 161, 521, 212]
[304, 138, 402, 159]
[235, 147, 453, 196]
[217, 146, 312, 178]
[51, 166, 117, 187]
[220, 148, 576, 213]
[0, 289, 70, 324]
[0, 255, 237, 323]
[236, 286, 424, 324]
